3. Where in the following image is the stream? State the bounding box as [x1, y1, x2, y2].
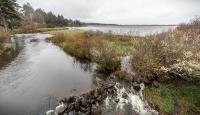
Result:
[0, 33, 158, 115]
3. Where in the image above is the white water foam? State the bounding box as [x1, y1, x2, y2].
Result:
[105, 83, 158, 115]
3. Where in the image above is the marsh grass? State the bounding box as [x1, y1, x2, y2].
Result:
[0, 29, 11, 55]
[52, 30, 138, 73]
[143, 81, 200, 114]
[0, 29, 9, 43]
[52, 31, 95, 61]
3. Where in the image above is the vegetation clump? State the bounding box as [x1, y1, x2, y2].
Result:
[52, 31, 138, 74]
[143, 81, 200, 114]
[19, 21, 37, 33]
[0, 29, 11, 55]
[131, 18, 200, 82]
[93, 41, 121, 74]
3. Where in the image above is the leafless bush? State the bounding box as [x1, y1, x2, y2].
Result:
[93, 41, 121, 74]
[131, 18, 200, 80]
[20, 21, 37, 33]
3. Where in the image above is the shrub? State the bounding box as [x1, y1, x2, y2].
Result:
[131, 37, 184, 78]
[131, 18, 200, 81]
[93, 41, 121, 74]
[19, 21, 37, 33]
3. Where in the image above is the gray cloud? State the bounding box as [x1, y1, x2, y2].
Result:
[17, 0, 200, 24]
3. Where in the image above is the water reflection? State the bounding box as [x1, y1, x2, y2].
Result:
[0, 37, 24, 69]
[0, 33, 96, 115]
[72, 58, 96, 73]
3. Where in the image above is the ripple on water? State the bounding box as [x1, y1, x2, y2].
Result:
[0, 33, 96, 115]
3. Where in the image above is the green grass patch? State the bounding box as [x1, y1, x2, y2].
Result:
[143, 81, 200, 115]
[0, 43, 12, 56]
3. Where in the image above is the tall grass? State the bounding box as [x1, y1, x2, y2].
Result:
[0, 29, 9, 43]
[52, 31, 96, 61]
[0, 28, 11, 55]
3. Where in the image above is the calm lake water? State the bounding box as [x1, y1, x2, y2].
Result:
[0, 34, 96, 115]
[73, 25, 177, 36]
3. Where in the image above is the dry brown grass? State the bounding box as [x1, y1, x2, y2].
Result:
[131, 18, 200, 81]
[93, 41, 121, 74]
[53, 31, 95, 61]
[53, 32, 67, 44]
[0, 29, 9, 44]
[19, 21, 37, 33]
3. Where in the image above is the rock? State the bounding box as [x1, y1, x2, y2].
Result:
[115, 98, 120, 103]
[81, 98, 88, 106]
[45, 37, 52, 41]
[135, 77, 142, 84]
[143, 79, 152, 86]
[101, 92, 107, 100]
[67, 103, 74, 112]
[30, 39, 38, 42]
[91, 104, 101, 115]
[67, 96, 76, 103]
[107, 88, 112, 93]
[91, 99, 95, 104]
[74, 102, 80, 111]
[132, 82, 141, 91]
[97, 96, 102, 102]
[96, 102, 99, 107]
[55, 80, 120, 114]
[122, 92, 128, 99]
[147, 73, 158, 81]
[152, 81, 160, 88]
[80, 106, 87, 113]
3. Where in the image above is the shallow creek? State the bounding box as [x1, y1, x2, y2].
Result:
[0, 33, 157, 115]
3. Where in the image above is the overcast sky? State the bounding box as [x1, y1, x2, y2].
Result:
[17, 0, 200, 25]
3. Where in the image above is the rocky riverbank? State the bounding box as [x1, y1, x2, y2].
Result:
[47, 73, 158, 115]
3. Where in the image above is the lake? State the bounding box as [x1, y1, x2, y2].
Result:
[72, 25, 176, 36]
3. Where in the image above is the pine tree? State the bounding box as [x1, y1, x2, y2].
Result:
[0, 0, 21, 32]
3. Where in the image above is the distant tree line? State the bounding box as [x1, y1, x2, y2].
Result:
[0, 1, 84, 32]
[22, 3, 83, 27]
